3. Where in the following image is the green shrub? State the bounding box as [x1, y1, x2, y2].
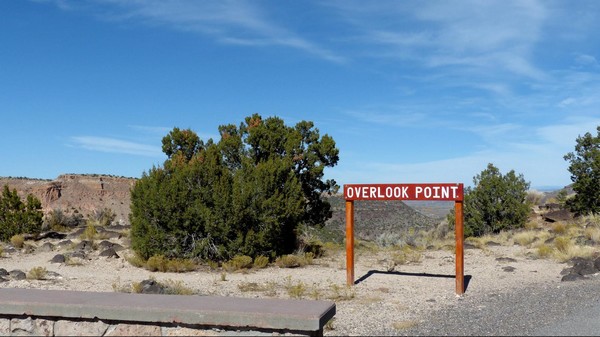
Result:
[0, 185, 43, 242]
[130, 116, 339, 261]
[448, 163, 530, 237]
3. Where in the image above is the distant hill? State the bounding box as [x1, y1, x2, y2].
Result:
[323, 194, 444, 242]
[0, 174, 135, 224]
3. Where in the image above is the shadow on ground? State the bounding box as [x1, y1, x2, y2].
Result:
[355, 270, 473, 292]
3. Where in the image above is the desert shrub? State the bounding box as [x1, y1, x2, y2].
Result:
[448, 163, 531, 237]
[275, 253, 313, 268]
[553, 237, 572, 254]
[45, 209, 69, 231]
[10, 234, 24, 248]
[552, 222, 568, 235]
[536, 244, 553, 258]
[80, 224, 98, 241]
[584, 227, 600, 243]
[253, 255, 269, 269]
[130, 115, 339, 262]
[513, 231, 538, 247]
[145, 255, 196, 273]
[231, 255, 253, 269]
[90, 208, 116, 227]
[526, 190, 545, 206]
[27, 266, 47, 280]
[0, 185, 43, 241]
[391, 246, 422, 265]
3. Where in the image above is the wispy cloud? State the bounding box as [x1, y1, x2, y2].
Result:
[46, 0, 346, 63]
[70, 136, 162, 157]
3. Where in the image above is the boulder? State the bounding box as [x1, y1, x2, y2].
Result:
[0, 268, 8, 276]
[74, 240, 93, 252]
[99, 248, 119, 258]
[139, 279, 165, 294]
[50, 254, 66, 264]
[37, 242, 54, 253]
[9, 270, 26, 280]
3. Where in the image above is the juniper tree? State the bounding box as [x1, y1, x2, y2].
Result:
[130, 114, 339, 260]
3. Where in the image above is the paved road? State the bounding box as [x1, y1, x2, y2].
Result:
[401, 276, 600, 336]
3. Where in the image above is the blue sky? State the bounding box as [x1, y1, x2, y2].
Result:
[2, 0, 599, 190]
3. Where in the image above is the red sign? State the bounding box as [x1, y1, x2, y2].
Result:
[344, 183, 463, 201]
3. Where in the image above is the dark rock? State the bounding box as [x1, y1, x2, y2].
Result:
[0, 268, 8, 276]
[595, 257, 600, 271]
[0, 276, 8, 282]
[99, 248, 119, 258]
[50, 254, 66, 263]
[57, 239, 73, 248]
[37, 242, 54, 252]
[502, 266, 516, 272]
[67, 227, 87, 239]
[561, 273, 587, 282]
[485, 241, 501, 247]
[496, 257, 517, 263]
[572, 260, 598, 275]
[98, 240, 114, 249]
[544, 238, 555, 244]
[543, 209, 573, 222]
[464, 243, 477, 249]
[139, 279, 165, 294]
[9, 270, 26, 280]
[74, 240, 94, 252]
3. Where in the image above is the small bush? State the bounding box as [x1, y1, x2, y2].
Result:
[554, 237, 572, 254]
[126, 254, 146, 268]
[536, 244, 553, 258]
[253, 255, 269, 269]
[80, 224, 97, 241]
[145, 255, 196, 273]
[238, 282, 263, 292]
[10, 234, 24, 248]
[584, 227, 600, 243]
[27, 266, 47, 280]
[146, 255, 168, 272]
[552, 222, 568, 235]
[231, 255, 253, 269]
[513, 231, 538, 247]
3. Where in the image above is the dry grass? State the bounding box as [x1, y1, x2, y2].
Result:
[145, 255, 197, 273]
[27, 266, 47, 280]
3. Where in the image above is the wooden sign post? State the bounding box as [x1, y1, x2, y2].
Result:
[344, 183, 465, 295]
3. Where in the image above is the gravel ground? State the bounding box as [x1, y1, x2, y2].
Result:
[1, 235, 598, 336]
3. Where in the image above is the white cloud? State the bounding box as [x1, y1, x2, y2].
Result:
[70, 136, 162, 157]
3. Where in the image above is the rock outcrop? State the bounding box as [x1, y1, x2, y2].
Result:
[0, 174, 136, 225]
